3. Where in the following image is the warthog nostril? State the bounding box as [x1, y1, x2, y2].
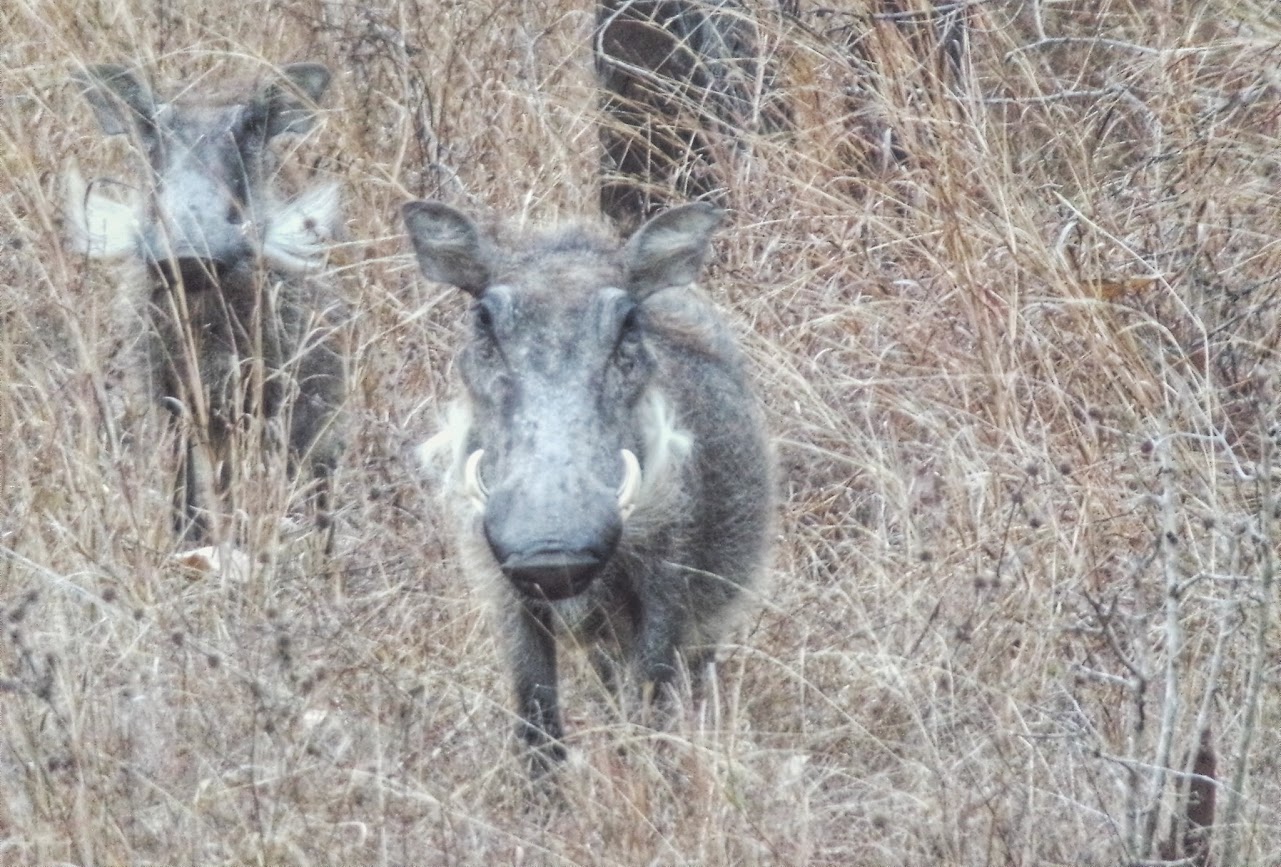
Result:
[500, 549, 608, 601]
[463, 448, 642, 517]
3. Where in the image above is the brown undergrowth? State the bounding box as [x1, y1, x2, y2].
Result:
[1, 0, 1280, 864]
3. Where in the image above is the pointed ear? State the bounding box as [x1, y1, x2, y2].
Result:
[72, 64, 156, 137]
[263, 62, 331, 138]
[623, 202, 724, 298]
[402, 200, 493, 296]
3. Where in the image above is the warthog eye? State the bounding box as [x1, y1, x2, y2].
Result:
[612, 303, 647, 377]
[469, 298, 505, 368]
[620, 305, 640, 335]
[237, 101, 269, 141]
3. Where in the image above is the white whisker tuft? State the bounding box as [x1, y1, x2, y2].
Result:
[64, 163, 140, 260]
[416, 400, 474, 483]
[638, 388, 693, 492]
[263, 182, 342, 272]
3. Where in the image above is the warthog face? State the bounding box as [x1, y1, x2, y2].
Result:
[70, 62, 333, 270]
[404, 201, 723, 601]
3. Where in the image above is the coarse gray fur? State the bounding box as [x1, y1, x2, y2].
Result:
[68, 62, 345, 543]
[405, 199, 772, 772]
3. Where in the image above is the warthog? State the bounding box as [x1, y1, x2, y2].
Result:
[595, 0, 779, 227]
[404, 199, 772, 770]
[68, 62, 345, 543]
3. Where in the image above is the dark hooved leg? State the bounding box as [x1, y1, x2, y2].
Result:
[302, 462, 336, 557]
[635, 596, 689, 719]
[173, 429, 208, 544]
[509, 602, 566, 776]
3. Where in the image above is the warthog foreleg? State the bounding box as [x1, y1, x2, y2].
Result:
[636, 576, 716, 712]
[510, 602, 566, 774]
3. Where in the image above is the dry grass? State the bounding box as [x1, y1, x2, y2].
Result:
[3, 0, 1281, 864]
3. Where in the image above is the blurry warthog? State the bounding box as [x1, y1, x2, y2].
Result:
[595, 0, 782, 227]
[405, 199, 772, 771]
[68, 62, 345, 544]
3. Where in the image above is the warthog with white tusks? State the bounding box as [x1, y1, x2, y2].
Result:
[405, 199, 773, 772]
[68, 62, 345, 545]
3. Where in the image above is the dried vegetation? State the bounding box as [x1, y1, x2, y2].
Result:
[2, 0, 1281, 864]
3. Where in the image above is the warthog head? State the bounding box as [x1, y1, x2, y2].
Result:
[405, 201, 723, 601]
[69, 62, 334, 272]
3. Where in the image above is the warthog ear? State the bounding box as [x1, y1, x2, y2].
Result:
[402, 200, 493, 295]
[73, 64, 156, 137]
[623, 201, 725, 298]
[262, 62, 332, 137]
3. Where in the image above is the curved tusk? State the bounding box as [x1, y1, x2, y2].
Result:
[617, 449, 642, 521]
[463, 449, 489, 511]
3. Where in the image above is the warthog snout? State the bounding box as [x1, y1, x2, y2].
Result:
[492, 538, 617, 602]
[469, 448, 641, 600]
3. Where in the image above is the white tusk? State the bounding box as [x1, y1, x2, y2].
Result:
[463, 449, 489, 511]
[617, 449, 641, 521]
